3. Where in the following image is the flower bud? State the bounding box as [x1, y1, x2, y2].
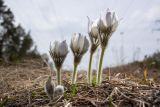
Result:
[54, 85, 64, 97]
[49, 40, 68, 70]
[44, 76, 55, 101]
[87, 17, 99, 53]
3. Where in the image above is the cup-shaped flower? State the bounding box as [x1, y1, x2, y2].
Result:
[98, 9, 119, 48]
[87, 17, 99, 84]
[44, 76, 55, 101]
[49, 40, 68, 85]
[70, 33, 89, 84]
[96, 9, 119, 85]
[70, 33, 89, 64]
[87, 17, 99, 53]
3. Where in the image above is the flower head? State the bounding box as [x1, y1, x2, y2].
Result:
[87, 17, 99, 53]
[98, 9, 119, 48]
[88, 17, 99, 38]
[98, 9, 118, 33]
[70, 33, 89, 64]
[49, 40, 68, 70]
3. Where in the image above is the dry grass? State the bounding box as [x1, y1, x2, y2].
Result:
[0, 58, 160, 107]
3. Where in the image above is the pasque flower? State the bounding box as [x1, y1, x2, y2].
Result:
[97, 9, 119, 85]
[44, 76, 55, 101]
[98, 9, 118, 48]
[54, 85, 64, 97]
[49, 40, 68, 85]
[87, 17, 99, 84]
[70, 33, 89, 84]
[44, 77, 65, 101]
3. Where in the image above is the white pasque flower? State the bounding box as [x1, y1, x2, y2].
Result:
[70, 33, 89, 84]
[96, 9, 119, 85]
[98, 9, 119, 47]
[49, 40, 68, 70]
[70, 33, 89, 62]
[88, 17, 99, 38]
[87, 17, 99, 53]
[49, 40, 68, 85]
[87, 17, 99, 84]
[98, 9, 118, 33]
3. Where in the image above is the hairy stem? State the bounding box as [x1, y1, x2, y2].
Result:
[57, 68, 61, 85]
[97, 47, 105, 85]
[88, 52, 93, 84]
[72, 63, 78, 84]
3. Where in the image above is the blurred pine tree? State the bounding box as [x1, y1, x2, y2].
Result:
[0, 0, 35, 63]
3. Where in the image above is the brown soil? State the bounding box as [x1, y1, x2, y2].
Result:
[0, 58, 160, 107]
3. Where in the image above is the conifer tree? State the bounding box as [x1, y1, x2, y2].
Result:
[0, 0, 34, 63]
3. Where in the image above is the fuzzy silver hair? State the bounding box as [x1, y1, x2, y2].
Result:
[44, 76, 55, 101]
[54, 85, 64, 97]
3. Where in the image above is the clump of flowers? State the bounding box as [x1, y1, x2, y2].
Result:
[70, 33, 89, 84]
[44, 40, 68, 101]
[87, 17, 99, 84]
[44, 9, 120, 101]
[96, 9, 119, 85]
[44, 76, 65, 102]
[49, 40, 68, 85]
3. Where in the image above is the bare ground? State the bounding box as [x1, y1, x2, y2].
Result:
[0, 58, 160, 107]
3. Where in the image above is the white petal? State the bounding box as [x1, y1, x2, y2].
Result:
[71, 33, 78, 52]
[98, 17, 107, 32]
[78, 34, 85, 53]
[56, 42, 61, 55]
[75, 33, 81, 52]
[60, 40, 68, 56]
[112, 21, 118, 32]
[53, 41, 59, 54]
[112, 12, 118, 24]
[87, 16, 93, 34]
[84, 37, 89, 52]
[60, 41, 65, 55]
[63, 40, 68, 55]
[70, 36, 74, 52]
[91, 27, 98, 38]
[106, 11, 112, 27]
[112, 12, 119, 32]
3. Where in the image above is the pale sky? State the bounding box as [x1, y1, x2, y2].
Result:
[5, 0, 160, 70]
